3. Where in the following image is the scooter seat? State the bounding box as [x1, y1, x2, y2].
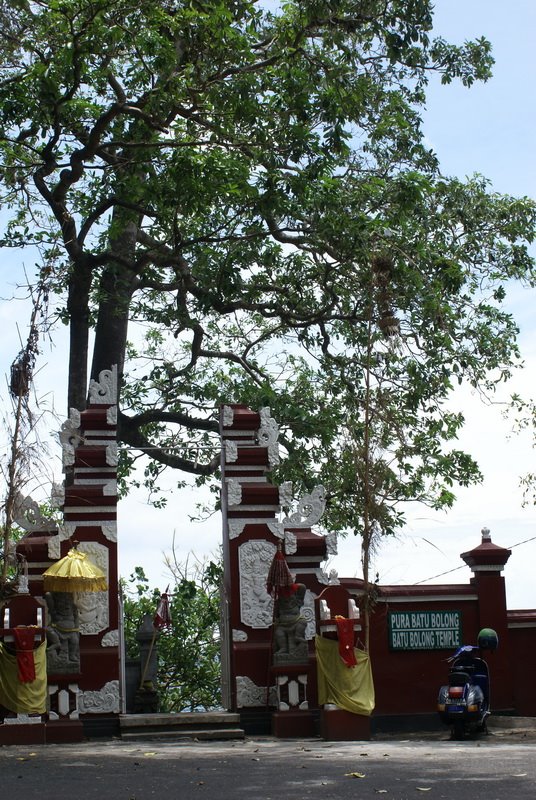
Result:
[449, 671, 471, 685]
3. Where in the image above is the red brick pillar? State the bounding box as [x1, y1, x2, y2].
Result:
[461, 527, 513, 711]
[219, 404, 335, 737]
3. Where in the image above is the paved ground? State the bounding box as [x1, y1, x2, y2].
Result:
[1, 727, 536, 800]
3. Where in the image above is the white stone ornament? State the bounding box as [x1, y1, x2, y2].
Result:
[101, 630, 119, 647]
[222, 405, 234, 427]
[282, 484, 326, 528]
[59, 408, 83, 468]
[226, 479, 243, 507]
[324, 531, 338, 556]
[78, 680, 120, 714]
[88, 366, 118, 405]
[258, 407, 280, 466]
[225, 440, 238, 463]
[236, 676, 276, 708]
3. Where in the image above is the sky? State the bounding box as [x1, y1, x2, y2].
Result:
[1, 0, 535, 608]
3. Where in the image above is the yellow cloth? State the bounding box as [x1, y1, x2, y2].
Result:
[0, 641, 47, 714]
[315, 635, 375, 716]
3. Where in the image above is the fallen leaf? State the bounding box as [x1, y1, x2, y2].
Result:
[512, 773, 527, 777]
[375, 791, 388, 794]
[345, 772, 366, 778]
[416, 788, 432, 792]
[143, 752, 157, 757]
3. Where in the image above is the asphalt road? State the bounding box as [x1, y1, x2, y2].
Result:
[1, 730, 535, 800]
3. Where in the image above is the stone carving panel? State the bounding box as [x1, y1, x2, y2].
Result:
[78, 680, 120, 714]
[74, 542, 109, 635]
[236, 675, 276, 708]
[238, 539, 276, 628]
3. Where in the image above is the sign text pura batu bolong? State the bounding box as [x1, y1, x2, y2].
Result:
[388, 611, 462, 651]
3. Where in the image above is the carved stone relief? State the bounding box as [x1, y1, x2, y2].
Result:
[236, 675, 276, 708]
[258, 407, 280, 466]
[282, 485, 326, 528]
[232, 629, 248, 642]
[74, 542, 109, 635]
[78, 680, 120, 714]
[59, 408, 83, 468]
[284, 531, 297, 555]
[238, 540, 276, 628]
[279, 481, 293, 509]
[222, 405, 234, 427]
[226, 479, 243, 507]
[106, 442, 118, 466]
[302, 589, 316, 641]
[12, 491, 52, 531]
[324, 531, 338, 556]
[101, 630, 119, 647]
[88, 366, 118, 405]
[101, 521, 118, 542]
[228, 520, 246, 540]
[225, 440, 238, 463]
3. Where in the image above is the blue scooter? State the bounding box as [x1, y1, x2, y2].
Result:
[437, 629, 497, 740]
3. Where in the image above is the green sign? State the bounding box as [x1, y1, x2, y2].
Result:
[388, 610, 462, 651]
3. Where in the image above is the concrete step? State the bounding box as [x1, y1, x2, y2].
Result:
[120, 712, 241, 729]
[121, 727, 245, 742]
[119, 712, 245, 742]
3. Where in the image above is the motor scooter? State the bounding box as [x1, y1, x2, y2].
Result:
[437, 629, 497, 740]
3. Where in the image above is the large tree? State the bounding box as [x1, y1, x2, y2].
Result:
[1, 0, 534, 534]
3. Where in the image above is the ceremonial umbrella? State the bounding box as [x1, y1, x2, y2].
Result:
[42, 546, 107, 593]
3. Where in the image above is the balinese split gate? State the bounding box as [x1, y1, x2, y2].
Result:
[1, 395, 535, 744]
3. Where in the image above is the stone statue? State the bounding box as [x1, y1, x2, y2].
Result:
[273, 583, 308, 665]
[46, 592, 80, 673]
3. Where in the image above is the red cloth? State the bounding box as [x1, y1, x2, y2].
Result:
[154, 593, 172, 629]
[12, 628, 37, 683]
[335, 617, 358, 668]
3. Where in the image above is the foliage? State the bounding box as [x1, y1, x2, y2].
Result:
[508, 394, 536, 507]
[1, 274, 55, 593]
[1, 0, 535, 543]
[122, 556, 222, 712]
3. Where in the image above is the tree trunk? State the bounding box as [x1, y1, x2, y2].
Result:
[67, 260, 93, 413]
[90, 218, 139, 391]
